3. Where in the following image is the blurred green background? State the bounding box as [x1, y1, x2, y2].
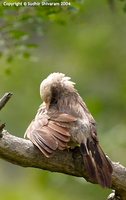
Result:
[0, 0, 126, 199]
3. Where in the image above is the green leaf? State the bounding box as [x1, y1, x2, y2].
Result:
[11, 30, 26, 39]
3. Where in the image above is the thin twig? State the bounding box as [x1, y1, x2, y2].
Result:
[0, 92, 13, 111]
[0, 123, 5, 137]
[0, 123, 5, 132]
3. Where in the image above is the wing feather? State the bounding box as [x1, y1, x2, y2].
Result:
[78, 95, 112, 187]
[29, 131, 53, 157]
[48, 121, 70, 136]
[25, 105, 77, 157]
[36, 128, 58, 150]
[53, 113, 77, 122]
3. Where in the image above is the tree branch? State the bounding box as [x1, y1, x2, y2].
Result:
[0, 92, 12, 111]
[0, 93, 126, 199]
[0, 130, 126, 199]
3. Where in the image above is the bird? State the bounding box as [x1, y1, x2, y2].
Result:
[24, 72, 113, 187]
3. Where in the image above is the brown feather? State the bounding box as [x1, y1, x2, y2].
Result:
[25, 105, 76, 156]
[48, 121, 70, 136]
[80, 143, 98, 182]
[37, 129, 58, 150]
[53, 113, 77, 122]
[80, 138, 112, 187]
[29, 132, 53, 157]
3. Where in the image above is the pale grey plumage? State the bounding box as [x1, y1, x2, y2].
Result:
[25, 72, 113, 187]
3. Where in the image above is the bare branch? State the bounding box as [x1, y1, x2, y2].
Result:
[0, 130, 86, 177]
[0, 92, 13, 111]
[0, 92, 126, 199]
[0, 130, 126, 199]
[0, 123, 5, 133]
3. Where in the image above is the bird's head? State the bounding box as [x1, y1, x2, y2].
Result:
[40, 72, 75, 107]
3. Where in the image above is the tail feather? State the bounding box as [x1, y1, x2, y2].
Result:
[80, 140, 113, 188]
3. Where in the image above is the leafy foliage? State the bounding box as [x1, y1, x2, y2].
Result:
[0, 0, 83, 62]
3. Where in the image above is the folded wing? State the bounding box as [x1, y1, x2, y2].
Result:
[25, 106, 77, 157]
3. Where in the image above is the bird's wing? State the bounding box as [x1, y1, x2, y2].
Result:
[25, 104, 77, 157]
[78, 95, 97, 136]
[78, 96, 112, 187]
